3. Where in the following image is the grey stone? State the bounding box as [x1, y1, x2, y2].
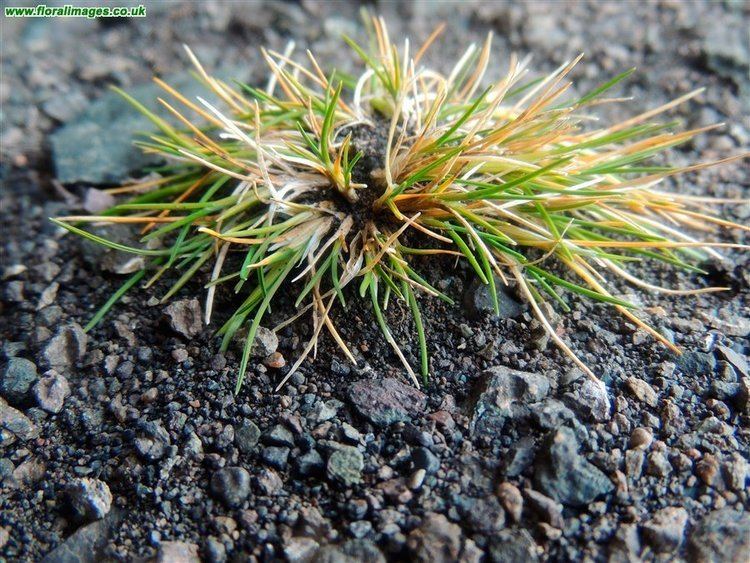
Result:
[646, 451, 672, 478]
[530, 399, 576, 430]
[463, 276, 525, 320]
[210, 466, 251, 508]
[702, 25, 750, 99]
[625, 449, 645, 479]
[0, 399, 39, 444]
[255, 468, 283, 495]
[0, 458, 14, 482]
[309, 399, 343, 422]
[67, 478, 113, 522]
[183, 431, 203, 458]
[471, 367, 550, 436]
[524, 489, 564, 529]
[722, 452, 748, 492]
[10, 457, 46, 489]
[43, 323, 87, 370]
[32, 371, 70, 413]
[42, 89, 88, 123]
[564, 379, 611, 422]
[349, 520, 372, 539]
[250, 327, 278, 358]
[0, 357, 38, 404]
[235, 421, 261, 454]
[608, 523, 641, 563]
[534, 426, 614, 507]
[156, 541, 200, 563]
[626, 377, 658, 407]
[642, 506, 688, 553]
[347, 378, 427, 427]
[86, 225, 146, 275]
[283, 537, 319, 563]
[164, 299, 203, 338]
[50, 71, 242, 185]
[488, 529, 539, 563]
[340, 539, 385, 563]
[407, 512, 462, 563]
[81, 187, 116, 214]
[688, 509, 750, 563]
[326, 445, 363, 486]
[716, 345, 749, 377]
[40, 509, 121, 563]
[135, 421, 170, 462]
[660, 400, 685, 436]
[462, 496, 506, 534]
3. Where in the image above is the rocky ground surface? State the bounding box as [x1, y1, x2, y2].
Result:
[1, 1, 749, 562]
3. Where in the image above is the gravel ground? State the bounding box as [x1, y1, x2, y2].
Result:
[1, 1, 749, 562]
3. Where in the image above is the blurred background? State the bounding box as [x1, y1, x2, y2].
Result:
[2, 0, 748, 187]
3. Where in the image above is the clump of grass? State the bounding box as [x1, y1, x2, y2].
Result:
[54, 16, 748, 392]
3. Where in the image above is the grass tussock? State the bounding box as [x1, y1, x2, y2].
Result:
[55, 16, 749, 392]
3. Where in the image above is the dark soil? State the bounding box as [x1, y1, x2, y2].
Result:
[1, 2, 749, 562]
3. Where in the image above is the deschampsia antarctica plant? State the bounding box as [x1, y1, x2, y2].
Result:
[55, 17, 748, 393]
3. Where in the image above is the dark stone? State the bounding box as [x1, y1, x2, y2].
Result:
[294, 449, 325, 478]
[0, 357, 38, 404]
[204, 537, 226, 563]
[501, 436, 537, 477]
[463, 276, 526, 320]
[210, 466, 251, 508]
[235, 421, 261, 454]
[340, 539, 385, 563]
[262, 424, 295, 447]
[261, 446, 290, 470]
[411, 447, 440, 475]
[534, 427, 614, 507]
[347, 378, 427, 427]
[676, 350, 717, 377]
